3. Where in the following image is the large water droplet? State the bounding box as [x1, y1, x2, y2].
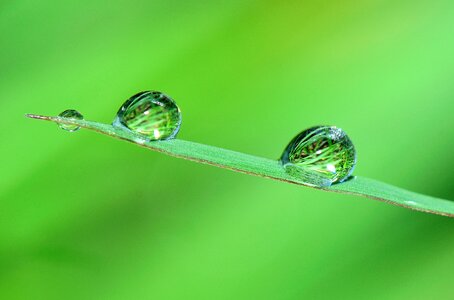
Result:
[281, 126, 356, 186]
[113, 91, 181, 141]
[58, 109, 84, 132]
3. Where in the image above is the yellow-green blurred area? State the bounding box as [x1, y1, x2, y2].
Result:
[1, 0, 454, 299]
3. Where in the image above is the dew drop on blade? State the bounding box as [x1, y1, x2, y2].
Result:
[57, 109, 84, 132]
[112, 91, 182, 141]
[280, 126, 356, 186]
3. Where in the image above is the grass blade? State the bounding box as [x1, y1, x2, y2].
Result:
[26, 114, 454, 217]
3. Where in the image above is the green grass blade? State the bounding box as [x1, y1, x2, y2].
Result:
[26, 114, 454, 217]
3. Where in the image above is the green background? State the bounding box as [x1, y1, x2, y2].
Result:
[1, 0, 454, 299]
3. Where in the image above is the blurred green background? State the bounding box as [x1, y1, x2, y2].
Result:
[1, 0, 454, 299]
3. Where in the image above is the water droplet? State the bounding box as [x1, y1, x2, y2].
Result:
[113, 91, 181, 141]
[281, 126, 356, 186]
[57, 109, 84, 132]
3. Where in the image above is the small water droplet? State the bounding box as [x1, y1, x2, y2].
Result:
[57, 109, 84, 132]
[281, 126, 356, 186]
[113, 91, 181, 141]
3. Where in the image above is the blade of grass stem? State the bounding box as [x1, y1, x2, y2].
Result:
[26, 114, 454, 217]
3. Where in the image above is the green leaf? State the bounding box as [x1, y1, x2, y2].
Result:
[26, 114, 454, 217]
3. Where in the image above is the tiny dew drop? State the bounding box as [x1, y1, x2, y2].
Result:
[113, 91, 182, 141]
[57, 109, 84, 132]
[281, 126, 356, 187]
